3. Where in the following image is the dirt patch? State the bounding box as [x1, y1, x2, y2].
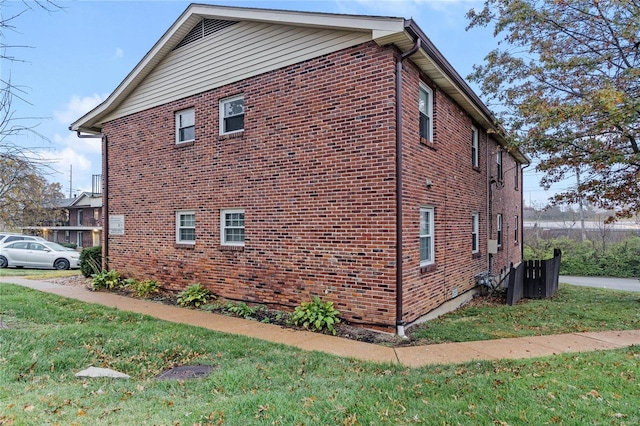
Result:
[45, 275, 93, 288]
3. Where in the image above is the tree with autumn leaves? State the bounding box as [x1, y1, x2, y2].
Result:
[467, 0, 640, 219]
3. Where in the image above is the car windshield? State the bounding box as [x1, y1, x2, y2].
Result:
[46, 242, 73, 251]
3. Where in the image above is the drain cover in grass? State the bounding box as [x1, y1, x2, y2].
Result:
[156, 365, 216, 380]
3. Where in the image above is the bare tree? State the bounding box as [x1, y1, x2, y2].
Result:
[0, 0, 62, 230]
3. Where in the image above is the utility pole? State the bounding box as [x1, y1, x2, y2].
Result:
[576, 167, 586, 243]
[69, 165, 72, 198]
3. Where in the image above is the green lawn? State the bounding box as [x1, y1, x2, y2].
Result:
[0, 268, 81, 279]
[0, 284, 638, 425]
[410, 284, 640, 343]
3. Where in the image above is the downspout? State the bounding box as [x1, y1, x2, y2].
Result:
[520, 163, 530, 262]
[486, 132, 492, 275]
[75, 131, 107, 270]
[395, 37, 421, 338]
[102, 135, 109, 271]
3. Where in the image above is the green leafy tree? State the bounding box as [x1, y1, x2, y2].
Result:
[467, 0, 640, 219]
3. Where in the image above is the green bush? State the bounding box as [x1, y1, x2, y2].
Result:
[79, 246, 102, 278]
[559, 241, 601, 276]
[91, 269, 123, 290]
[177, 283, 211, 308]
[226, 302, 258, 319]
[599, 237, 640, 277]
[124, 278, 160, 298]
[525, 235, 640, 277]
[59, 242, 77, 249]
[290, 296, 340, 335]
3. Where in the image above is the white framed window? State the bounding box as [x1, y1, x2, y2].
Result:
[77, 231, 83, 248]
[514, 164, 519, 189]
[220, 95, 244, 135]
[497, 150, 503, 181]
[471, 126, 479, 168]
[497, 213, 503, 247]
[514, 215, 519, 243]
[176, 211, 196, 244]
[175, 108, 195, 144]
[221, 208, 245, 246]
[419, 83, 433, 142]
[420, 207, 435, 266]
[77, 209, 83, 226]
[472, 213, 479, 254]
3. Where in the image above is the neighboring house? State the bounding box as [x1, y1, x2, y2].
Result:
[71, 4, 528, 334]
[22, 191, 102, 249]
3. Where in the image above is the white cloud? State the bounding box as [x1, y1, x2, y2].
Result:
[46, 93, 105, 193]
[112, 47, 124, 60]
[37, 146, 96, 194]
[53, 131, 101, 155]
[53, 94, 106, 125]
[336, 0, 475, 19]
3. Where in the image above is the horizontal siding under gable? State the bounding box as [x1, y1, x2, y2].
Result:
[102, 21, 372, 123]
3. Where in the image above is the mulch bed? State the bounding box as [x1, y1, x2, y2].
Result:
[46, 275, 500, 347]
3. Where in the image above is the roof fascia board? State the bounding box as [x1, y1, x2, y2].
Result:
[404, 20, 500, 129]
[68, 194, 87, 207]
[189, 3, 405, 32]
[404, 20, 529, 165]
[21, 226, 103, 231]
[68, 192, 98, 207]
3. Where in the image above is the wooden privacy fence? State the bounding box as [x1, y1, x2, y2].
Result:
[507, 249, 562, 306]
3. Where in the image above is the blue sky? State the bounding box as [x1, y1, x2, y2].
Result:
[2, 0, 562, 205]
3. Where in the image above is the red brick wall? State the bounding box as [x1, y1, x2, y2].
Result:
[398, 61, 522, 325]
[104, 42, 399, 327]
[487, 141, 524, 278]
[103, 40, 523, 329]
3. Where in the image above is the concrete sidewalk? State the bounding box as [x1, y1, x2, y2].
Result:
[2, 277, 639, 368]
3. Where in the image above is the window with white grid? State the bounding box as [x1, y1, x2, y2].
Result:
[176, 211, 195, 244]
[221, 209, 244, 246]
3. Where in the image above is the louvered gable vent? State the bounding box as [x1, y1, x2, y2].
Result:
[174, 19, 238, 50]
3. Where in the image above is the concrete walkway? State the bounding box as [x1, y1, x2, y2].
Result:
[2, 277, 639, 368]
[560, 275, 640, 292]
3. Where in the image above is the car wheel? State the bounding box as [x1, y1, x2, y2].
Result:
[54, 259, 70, 270]
[0, 256, 7, 268]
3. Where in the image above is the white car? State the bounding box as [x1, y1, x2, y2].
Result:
[0, 233, 47, 245]
[0, 241, 80, 270]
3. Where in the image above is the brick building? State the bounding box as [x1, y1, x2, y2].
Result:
[71, 4, 528, 334]
[22, 191, 102, 249]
